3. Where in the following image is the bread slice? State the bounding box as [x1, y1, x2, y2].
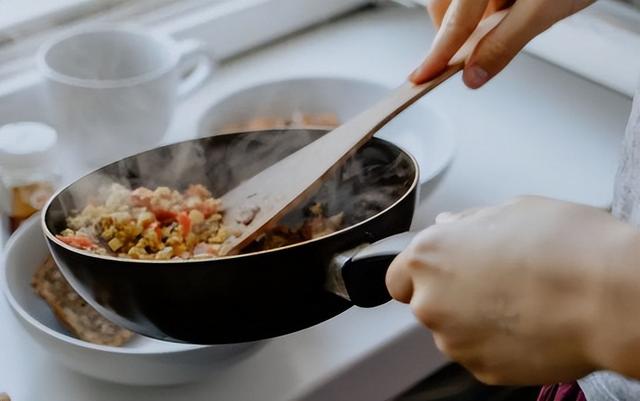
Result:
[0, 392, 11, 401]
[32, 256, 133, 346]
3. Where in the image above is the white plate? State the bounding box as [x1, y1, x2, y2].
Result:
[196, 76, 456, 187]
[1, 215, 264, 386]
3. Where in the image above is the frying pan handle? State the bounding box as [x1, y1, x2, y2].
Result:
[340, 231, 418, 308]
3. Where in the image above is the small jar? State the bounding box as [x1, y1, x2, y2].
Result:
[0, 122, 60, 232]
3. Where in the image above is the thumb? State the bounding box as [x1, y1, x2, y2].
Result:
[463, 3, 560, 89]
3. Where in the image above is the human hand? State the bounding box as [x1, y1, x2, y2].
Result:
[386, 196, 640, 384]
[411, 0, 596, 88]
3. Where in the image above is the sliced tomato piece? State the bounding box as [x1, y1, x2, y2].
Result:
[177, 211, 191, 236]
[57, 235, 96, 250]
[152, 208, 177, 223]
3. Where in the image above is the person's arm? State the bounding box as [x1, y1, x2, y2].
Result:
[411, 0, 596, 88]
[386, 196, 640, 384]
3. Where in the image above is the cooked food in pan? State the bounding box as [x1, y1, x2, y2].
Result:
[252, 203, 344, 251]
[57, 184, 230, 260]
[57, 183, 346, 260]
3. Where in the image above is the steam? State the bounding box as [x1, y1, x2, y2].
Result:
[49, 128, 414, 243]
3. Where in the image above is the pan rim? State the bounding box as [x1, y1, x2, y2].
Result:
[42, 129, 419, 265]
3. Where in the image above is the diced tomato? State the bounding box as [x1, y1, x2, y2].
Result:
[177, 211, 191, 236]
[151, 208, 177, 223]
[57, 235, 96, 250]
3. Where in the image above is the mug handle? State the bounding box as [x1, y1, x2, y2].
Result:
[176, 39, 214, 98]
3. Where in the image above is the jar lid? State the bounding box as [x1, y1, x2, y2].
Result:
[0, 122, 58, 169]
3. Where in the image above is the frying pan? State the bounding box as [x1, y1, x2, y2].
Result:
[42, 129, 418, 344]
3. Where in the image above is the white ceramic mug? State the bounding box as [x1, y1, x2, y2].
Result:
[37, 25, 213, 170]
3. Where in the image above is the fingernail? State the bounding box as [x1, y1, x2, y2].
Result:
[408, 67, 420, 83]
[465, 65, 489, 88]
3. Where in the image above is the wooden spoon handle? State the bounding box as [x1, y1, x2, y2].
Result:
[219, 11, 507, 255]
[281, 9, 508, 179]
[322, 63, 463, 158]
[335, 8, 508, 147]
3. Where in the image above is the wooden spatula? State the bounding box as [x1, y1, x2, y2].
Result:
[219, 11, 507, 255]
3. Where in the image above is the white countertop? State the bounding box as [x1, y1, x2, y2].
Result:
[0, 4, 633, 401]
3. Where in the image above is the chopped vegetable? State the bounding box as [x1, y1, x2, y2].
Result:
[152, 208, 177, 223]
[188, 209, 204, 225]
[60, 183, 232, 259]
[57, 235, 96, 250]
[60, 182, 348, 260]
[108, 237, 123, 252]
[177, 211, 191, 236]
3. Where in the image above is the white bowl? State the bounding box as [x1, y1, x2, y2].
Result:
[1, 215, 264, 386]
[197, 76, 456, 186]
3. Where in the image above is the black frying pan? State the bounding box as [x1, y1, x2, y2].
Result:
[42, 129, 418, 344]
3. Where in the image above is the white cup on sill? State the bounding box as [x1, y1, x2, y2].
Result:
[37, 25, 213, 171]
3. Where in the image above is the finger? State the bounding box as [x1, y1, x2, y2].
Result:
[462, 0, 575, 89]
[486, 0, 515, 15]
[410, 288, 447, 330]
[411, 0, 490, 84]
[386, 251, 415, 304]
[426, 0, 451, 28]
[432, 332, 451, 355]
[500, 195, 537, 208]
[435, 207, 483, 224]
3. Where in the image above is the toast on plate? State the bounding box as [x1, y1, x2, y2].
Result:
[31, 256, 133, 346]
